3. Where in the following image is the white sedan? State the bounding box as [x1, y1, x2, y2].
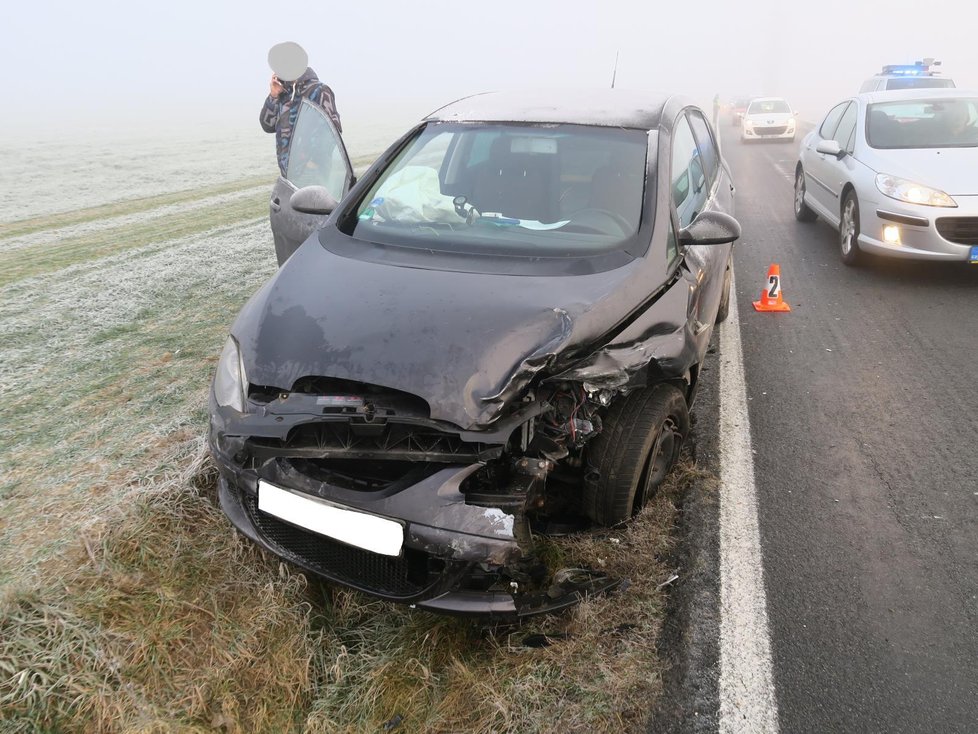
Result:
[794, 89, 978, 265]
[741, 97, 797, 142]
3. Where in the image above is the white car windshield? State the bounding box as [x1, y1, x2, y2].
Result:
[348, 122, 650, 256]
[748, 100, 790, 114]
[867, 98, 978, 148]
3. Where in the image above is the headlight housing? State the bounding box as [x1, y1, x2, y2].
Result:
[214, 336, 248, 412]
[875, 174, 957, 208]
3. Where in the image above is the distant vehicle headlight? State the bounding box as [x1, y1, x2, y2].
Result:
[214, 336, 249, 412]
[875, 174, 957, 207]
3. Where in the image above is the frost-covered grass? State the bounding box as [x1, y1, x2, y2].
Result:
[0, 215, 274, 583]
[0, 130, 272, 223]
[0, 184, 269, 253]
[0, 123, 398, 225]
[0, 144, 686, 731]
[0, 195, 267, 286]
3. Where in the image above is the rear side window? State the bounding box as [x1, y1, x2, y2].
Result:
[819, 102, 850, 139]
[687, 110, 719, 188]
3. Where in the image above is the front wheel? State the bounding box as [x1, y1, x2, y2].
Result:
[583, 384, 690, 526]
[794, 169, 817, 222]
[839, 190, 863, 266]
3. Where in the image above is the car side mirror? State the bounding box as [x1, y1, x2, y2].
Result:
[290, 185, 339, 215]
[679, 210, 741, 246]
[815, 139, 845, 159]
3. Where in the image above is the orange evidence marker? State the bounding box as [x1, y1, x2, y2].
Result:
[752, 263, 791, 312]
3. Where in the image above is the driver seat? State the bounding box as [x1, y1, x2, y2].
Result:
[470, 137, 559, 221]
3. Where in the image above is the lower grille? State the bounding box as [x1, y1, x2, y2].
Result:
[754, 126, 787, 135]
[248, 421, 500, 463]
[936, 217, 978, 245]
[242, 493, 438, 599]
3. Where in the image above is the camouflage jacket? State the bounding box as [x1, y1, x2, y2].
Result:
[259, 67, 342, 176]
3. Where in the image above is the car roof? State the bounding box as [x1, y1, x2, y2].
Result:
[748, 96, 789, 103]
[856, 88, 977, 104]
[425, 89, 680, 130]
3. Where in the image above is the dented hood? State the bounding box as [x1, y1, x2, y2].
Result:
[233, 239, 659, 429]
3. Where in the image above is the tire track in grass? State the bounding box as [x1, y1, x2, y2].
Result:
[0, 195, 268, 286]
[0, 184, 269, 253]
[0, 175, 270, 239]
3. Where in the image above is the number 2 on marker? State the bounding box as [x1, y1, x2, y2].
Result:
[767, 275, 780, 299]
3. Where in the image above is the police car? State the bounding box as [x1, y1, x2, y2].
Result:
[859, 59, 954, 93]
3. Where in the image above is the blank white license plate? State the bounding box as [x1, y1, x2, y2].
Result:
[257, 480, 403, 556]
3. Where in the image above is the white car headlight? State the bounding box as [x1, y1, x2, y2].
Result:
[214, 336, 249, 412]
[875, 173, 957, 208]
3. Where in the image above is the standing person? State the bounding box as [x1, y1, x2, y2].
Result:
[260, 42, 342, 177]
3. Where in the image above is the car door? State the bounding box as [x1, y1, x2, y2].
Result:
[819, 100, 861, 216]
[804, 101, 851, 217]
[671, 110, 732, 340]
[269, 100, 354, 265]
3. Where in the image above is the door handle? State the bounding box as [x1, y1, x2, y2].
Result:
[270, 197, 281, 213]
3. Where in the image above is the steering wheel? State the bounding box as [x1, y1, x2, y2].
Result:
[569, 208, 632, 236]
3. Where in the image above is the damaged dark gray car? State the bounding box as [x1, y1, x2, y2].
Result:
[208, 90, 740, 618]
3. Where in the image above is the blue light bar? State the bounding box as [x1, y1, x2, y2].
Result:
[881, 63, 939, 76]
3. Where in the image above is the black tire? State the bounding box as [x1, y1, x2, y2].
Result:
[794, 169, 817, 222]
[583, 384, 690, 526]
[716, 253, 733, 324]
[839, 189, 862, 266]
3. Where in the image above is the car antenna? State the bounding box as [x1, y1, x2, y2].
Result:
[611, 50, 619, 89]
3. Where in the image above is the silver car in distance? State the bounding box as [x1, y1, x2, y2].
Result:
[741, 97, 797, 142]
[794, 89, 978, 265]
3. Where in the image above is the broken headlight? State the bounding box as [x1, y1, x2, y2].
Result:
[214, 336, 249, 412]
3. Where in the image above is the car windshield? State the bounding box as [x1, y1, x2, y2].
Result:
[346, 122, 651, 257]
[884, 77, 954, 90]
[867, 98, 978, 148]
[748, 100, 790, 114]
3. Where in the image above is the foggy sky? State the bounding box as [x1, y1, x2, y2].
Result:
[3, 0, 977, 138]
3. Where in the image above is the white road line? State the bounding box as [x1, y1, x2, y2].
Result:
[718, 269, 780, 733]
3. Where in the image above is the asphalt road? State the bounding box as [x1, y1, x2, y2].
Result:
[718, 124, 978, 733]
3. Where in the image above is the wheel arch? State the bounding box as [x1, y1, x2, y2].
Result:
[840, 182, 857, 211]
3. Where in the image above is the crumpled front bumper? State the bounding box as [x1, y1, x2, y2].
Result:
[211, 420, 531, 611]
[210, 418, 621, 617]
